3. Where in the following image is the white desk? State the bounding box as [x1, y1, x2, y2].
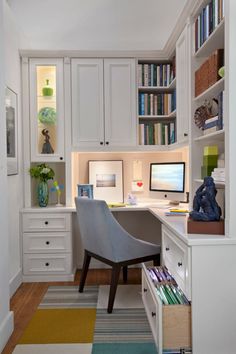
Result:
[21, 202, 236, 353]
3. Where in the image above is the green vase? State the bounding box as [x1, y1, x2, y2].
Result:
[42, 79, 53, 97]
[37, 181, 49, 207]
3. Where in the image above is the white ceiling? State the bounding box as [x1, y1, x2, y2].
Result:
[7, 0, 188, 51]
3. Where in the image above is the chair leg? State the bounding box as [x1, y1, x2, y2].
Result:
[153, 253, 161, 266]
[108, 264, 121, 313]
[123, 266, 128, 283]
[79, 250, 91, 293]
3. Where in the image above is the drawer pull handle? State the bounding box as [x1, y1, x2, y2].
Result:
[178, 262, 183, 267]
[165, 247, 170, 251]
[143, 288, 147, 293]
[151, 311, 156, 317]
[46, 241, 50, 245]
[45, 262, 50, 267]
[100, 141, 104, 145]
[45, 221, 49, 225]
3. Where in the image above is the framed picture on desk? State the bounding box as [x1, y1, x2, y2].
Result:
[89, 160, 123, 203]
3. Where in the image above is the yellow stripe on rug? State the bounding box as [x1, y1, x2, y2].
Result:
[19, 309, 96, 344]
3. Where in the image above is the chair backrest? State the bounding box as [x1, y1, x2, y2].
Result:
[75, 197, 139, 262]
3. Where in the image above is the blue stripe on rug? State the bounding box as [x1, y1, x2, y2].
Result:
[92, 342, 158, 354]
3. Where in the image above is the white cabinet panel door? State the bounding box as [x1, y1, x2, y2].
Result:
[176, 24, 190, 144]
[71, 59, 104, 148]
[104, 59, 136, 147]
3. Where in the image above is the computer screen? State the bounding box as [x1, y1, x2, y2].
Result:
[149, 162, 185, 202]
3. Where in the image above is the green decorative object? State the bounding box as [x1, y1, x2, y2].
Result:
[218, 66, 225, 78]
[38, 107, 56, 125]
[42, 79, 53, 96]
[201, 145, 218, 179]
[29, 163, 55, 207]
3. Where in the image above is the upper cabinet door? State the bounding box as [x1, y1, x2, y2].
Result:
[71, 58, 104, 148]
[29, 58, 65, 162]
[104, 59, 137, 147]
[176, 23, 190, 144]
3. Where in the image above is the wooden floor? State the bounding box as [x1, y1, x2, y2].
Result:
[2, 268, 141, 354]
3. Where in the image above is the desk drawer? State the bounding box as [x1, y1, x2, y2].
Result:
[162, 225, 191, 300]
[23, 213, 71, 232]
[23, 232, 72, 253]
[23, 253, 72, 275]
[142, 265, 191, 353]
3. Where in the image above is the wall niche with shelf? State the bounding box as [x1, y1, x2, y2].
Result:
[30, 162, 66, 207]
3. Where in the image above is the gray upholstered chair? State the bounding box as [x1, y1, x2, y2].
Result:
[75, 197, 161, 313]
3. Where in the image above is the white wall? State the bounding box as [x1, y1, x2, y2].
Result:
[4, 0, 26, 295]
[7, 0, 187, 51]
[0, 0, 14, 351]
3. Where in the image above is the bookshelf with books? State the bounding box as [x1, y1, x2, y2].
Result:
[137, 59, 176, 147]
[190, 0, 225, 215]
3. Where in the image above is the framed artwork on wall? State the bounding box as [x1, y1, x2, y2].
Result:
[6, 87, 18, 175]
[89, 160, 123, 203]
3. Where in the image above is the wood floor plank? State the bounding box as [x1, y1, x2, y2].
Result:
[2, 268, 141, 354]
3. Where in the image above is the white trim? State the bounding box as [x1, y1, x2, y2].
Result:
[20, 50, 166, 59]
[9, 268, 22, 298]
[22, 272, 75, 282]
[0, 311, 14, 353]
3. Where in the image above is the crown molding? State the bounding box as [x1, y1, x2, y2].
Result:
[163, 0, 197, 58]
[19, 49, 167, 59]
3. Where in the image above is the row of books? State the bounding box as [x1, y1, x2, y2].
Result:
[139, 91, 176, 116]
[138, 63, 175, 87]
[202, 91, 224, 135]
[195, 0, 224, 52]
[139, 122, 175, 146]
[147, 267, 190, 305]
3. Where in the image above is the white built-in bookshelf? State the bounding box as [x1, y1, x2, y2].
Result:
[137, 60, 176, 147]
[190, 0, 225, 210]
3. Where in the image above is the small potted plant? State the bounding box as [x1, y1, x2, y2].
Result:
[29, 163, 55, 207]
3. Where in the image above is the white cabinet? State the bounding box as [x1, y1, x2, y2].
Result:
[142, 224, 192, 353]
[176, 23, 190, 143]
[71, 58, 136, 149]
[29, 58, 65, 162]
[22, 211, 74, 281]
[162, 225, 191, 300]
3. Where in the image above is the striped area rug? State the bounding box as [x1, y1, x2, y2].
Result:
[13, 285, 183, 354]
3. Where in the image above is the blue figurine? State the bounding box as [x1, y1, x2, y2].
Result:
[189, 176, 221, 221]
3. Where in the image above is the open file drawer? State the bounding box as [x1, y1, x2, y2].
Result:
[142, 264, 191, 353]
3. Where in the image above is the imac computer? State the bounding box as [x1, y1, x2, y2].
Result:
[149, 162, 186, 205]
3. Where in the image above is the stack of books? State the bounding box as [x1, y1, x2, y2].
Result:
[139, 121, 175, 145]
[138, 63, 175, 87]
[195, 0, 225, 52]
[165, 208, 189, 216]
[203, 91, 224, 135]
[139, 91, 176, 116]
[211, 167, 225, 182]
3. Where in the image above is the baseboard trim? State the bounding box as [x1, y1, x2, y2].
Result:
[22, 271, 76, 283]
[9, 268, 22, 297]
[0, 311, 14, 353]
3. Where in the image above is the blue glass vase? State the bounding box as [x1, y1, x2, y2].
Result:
[37, 181, 49, 207]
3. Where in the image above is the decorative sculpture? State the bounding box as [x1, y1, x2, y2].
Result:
[51, 180, 64, 207]
[189, 176, 221, 221]
[41, 128, 54, 154]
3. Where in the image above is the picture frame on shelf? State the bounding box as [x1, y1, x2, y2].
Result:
[6, 87, 18, 175]
[89, 160, 123, 203]
[77, 184, 94, 199]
